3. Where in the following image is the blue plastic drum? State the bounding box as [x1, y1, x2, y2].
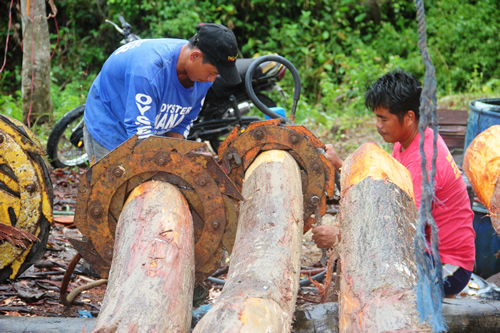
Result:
[464, 98, 500, 151]
[472, 202, 500, 279]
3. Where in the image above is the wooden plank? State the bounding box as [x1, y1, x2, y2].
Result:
[436, 109, 469, 126]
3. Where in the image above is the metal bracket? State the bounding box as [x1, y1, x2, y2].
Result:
[218, 118, 336, 231]
[73, 136, 242, 280]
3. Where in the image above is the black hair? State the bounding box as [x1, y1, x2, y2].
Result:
[364, 69, 422, 124]
[188, 35, 214, 66]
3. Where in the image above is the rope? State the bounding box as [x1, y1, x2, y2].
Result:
[414, 0, 447, 331]
[0, 0, 15, 73]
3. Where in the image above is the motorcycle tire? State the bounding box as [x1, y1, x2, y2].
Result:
[46, 104, 88, 169]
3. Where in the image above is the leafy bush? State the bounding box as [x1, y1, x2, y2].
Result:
[0, 0, 498, 134]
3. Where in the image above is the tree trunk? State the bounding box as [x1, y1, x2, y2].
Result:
[20, 0, 53, 125]
[338, 143, 425, 332]
[93, 180, 195, 332]
[193, 150, 304, 332]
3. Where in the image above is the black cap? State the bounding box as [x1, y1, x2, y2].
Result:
[194, 23, 241, 85]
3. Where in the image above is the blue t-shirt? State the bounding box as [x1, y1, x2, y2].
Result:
[84, 38, 213, 150]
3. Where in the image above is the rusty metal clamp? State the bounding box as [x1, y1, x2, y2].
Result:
[72, 135, 243, 281]
[217, 118, 336, 231]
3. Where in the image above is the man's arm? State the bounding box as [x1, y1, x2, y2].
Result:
[310, 144, 344, 250]
[325, 143, 344, 171]
[166, 132, 185, 139]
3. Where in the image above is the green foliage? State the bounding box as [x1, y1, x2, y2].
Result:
[426, 0, 500, 94]
[0, 0, 498, 140]
[0, 91, 23, 120]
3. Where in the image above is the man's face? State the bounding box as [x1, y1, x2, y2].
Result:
[374, 107, 407, 143]
[188, 53, 219, 83]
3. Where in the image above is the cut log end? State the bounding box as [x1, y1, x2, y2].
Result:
[340, 142, 414, 203]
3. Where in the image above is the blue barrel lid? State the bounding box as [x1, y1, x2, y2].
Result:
[470, 98, 500, 114]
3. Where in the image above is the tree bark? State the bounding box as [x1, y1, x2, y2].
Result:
[193, 150, 304, 332]
[93, 180, 195, 332]
[20, 0, 53, 125]
[338, 143, 425, 332]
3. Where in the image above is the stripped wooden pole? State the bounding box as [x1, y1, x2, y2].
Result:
[93, 180, 195, 332]
[193, 150, 304, 332]
[338, 143, 426, 332]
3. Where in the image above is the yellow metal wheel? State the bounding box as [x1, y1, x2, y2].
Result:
[0, 115, 53, 281]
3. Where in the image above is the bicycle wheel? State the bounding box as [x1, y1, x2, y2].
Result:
[46, 104, 88, 168]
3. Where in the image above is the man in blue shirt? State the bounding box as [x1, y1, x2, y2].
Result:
[83, 23, 240, 164]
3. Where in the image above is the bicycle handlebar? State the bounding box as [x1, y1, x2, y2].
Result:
[105, 16, 141, 43]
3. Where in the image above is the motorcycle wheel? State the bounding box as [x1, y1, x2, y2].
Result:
[46, 104, 88, 169]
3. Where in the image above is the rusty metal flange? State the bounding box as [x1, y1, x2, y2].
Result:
[218, 118, 336, 231]
[73, 136, 242, 279]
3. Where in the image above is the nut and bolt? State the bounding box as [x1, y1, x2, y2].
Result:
[155, 155, 169, 166]
[112, 167, 124, 178]
[197, 177, 207, 186]
[90, 206, 103, 218]
[253, 130, 264, 141]
[212, 220, 220, 229]
[311, 162, 321, 174]
[289, 134, 300, 145]
[309, 195, 321, 206]
[26, 183, 36, 193]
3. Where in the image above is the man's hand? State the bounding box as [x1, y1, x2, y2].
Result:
[311, 225, 341, 249]
[325, 144, 344, 171]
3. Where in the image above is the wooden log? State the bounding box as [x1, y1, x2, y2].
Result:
[338, 143, 425, 332]
[93, 180, 195, 332]
[463, 125, 500, 234]
[193, 150, 304, 332]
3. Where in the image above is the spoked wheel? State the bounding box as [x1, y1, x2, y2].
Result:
[46, 104, 88, 168]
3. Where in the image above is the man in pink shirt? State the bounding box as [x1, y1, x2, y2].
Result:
[314, 69, 475, 296]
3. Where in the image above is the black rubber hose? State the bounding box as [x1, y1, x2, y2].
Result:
[244, 55, 301, 122]
[206, 269, 326, 287]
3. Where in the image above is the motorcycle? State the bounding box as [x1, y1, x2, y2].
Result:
[46, 16, 287, 168]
